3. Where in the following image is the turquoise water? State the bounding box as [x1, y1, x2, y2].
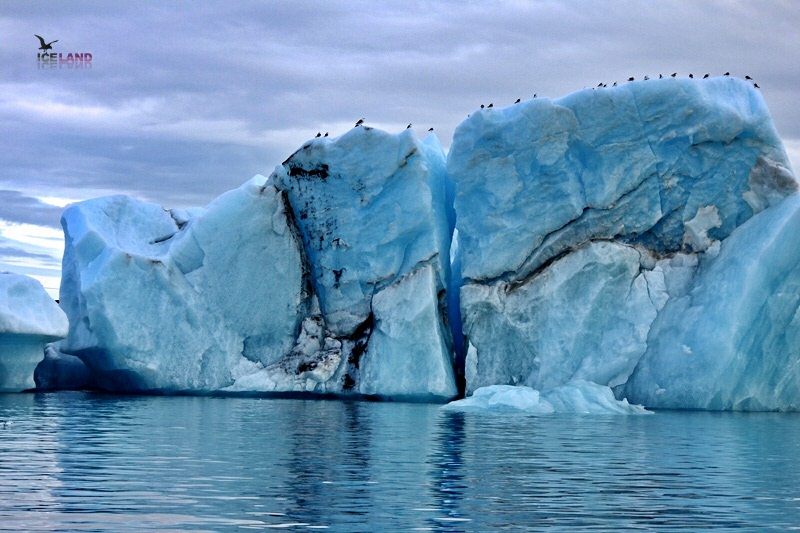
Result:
[1, 393, 799, 531]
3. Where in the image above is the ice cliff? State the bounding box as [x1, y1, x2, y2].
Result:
[58, 128, 457, 399]
[450, 77, 800, 410]
[52, 77, 800, 410]
[0, 273, 67, 391]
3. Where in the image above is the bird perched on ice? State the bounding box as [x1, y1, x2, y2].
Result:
[515, 98, 520, 103]
[315, 132, 321, 138]
[324, 132, 328, 137]
[754, 83, 760, 89]
[644, 75, 650, 80]
[407, 124, 412, 129]
[724, 72, 730, 76]
[487, 103, 493, 108]
[703, 74, 709, 78]
[428, 127, 434, 132]
[659, 74, 663, 79]
[628, 77, 634, 81]
[480, 104, 484, 108]
[745, 75, 752, 80]
[671, 73, 677, 77]
[689, 73, 694, 78]
[355, 118, 364, 127]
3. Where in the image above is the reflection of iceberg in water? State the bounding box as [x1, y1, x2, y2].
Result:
[425, 411, 471, 529]
[0, 394, 65, 526]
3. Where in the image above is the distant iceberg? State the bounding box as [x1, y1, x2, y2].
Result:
[0, 273, 67, 391]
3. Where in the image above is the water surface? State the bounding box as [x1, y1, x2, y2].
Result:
[1, 392, 799, 531]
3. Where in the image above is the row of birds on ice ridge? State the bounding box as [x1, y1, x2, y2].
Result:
[311, 73, 760, 138]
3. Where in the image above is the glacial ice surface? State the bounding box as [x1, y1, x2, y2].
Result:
[442, 382, 650, 415]
[451, 77, 800, 410]
[59, 129, 457, 400]
[59, 177, 310, 391]
[0, 273, 68, 391]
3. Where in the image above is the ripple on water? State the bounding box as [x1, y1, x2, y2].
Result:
[1, 392, 800, 531]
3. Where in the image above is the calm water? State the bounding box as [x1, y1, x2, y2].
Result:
[1, 393, 799, 531]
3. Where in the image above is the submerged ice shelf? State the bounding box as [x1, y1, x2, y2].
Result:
[15, 76, 800, 411]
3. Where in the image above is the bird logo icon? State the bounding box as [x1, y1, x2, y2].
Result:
[35, 35, 58, 53]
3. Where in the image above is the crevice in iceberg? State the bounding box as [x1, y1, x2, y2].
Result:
[341, 312, 373, 391]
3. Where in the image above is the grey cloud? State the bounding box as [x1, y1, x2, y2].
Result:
[0, 245, 59, 264]
[0, 0, 798, 219]
[0, 190, 64, 228]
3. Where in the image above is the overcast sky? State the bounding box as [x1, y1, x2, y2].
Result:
[2, 0, 799, 296]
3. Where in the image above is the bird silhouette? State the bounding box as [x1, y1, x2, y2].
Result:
[689, 73, 693, 78]
[703, 74, 709, 79]
[315, 132, 321, 138]
[35, 35, 57, 53]
[659, 74, 663, 79]
[324, 132, 328, 137]
[628, 77, 634, 81]
[671, 73, 677, 78]
[480, 104, 485, 109]
[533, 94, 537, 98]
[355, 118, 364, 127]
[724, 72, 730, 76]
[515, 98, 521, 103]
[487, 103, 493, 108]
[644, 76, 650, 81]
[612, 82, 617, 87]
[745, 75, 752, 80]
[428, 127, 434, 132]
[754, 83, 760, 89]
[407, 124, 412, 129]
[597, 83, 603, 87]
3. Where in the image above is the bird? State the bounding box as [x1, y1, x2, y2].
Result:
[754, 83, 760, 89]
[315, 132, 321, 138]
[35, 35, 58, 53]
[597, 83, 603, 87]
[407, 124, 412, 129]
[487, 103, 493, 108]
[745, 75, 752, 80]
[659, 74, 663, 79]
[515, 98, 520, 103]
[428, 127, 434, 132]
[671, 73, 677, 78]
[533, 93, 537, 98]
[612, 82, 617, 87]
[324, 132, 328, 137]
[724, 72, 730, 76]
[644, 75, 650, 81]
[603, 84, 607, 88]
[628, 77, 634, 81]
[703, 74, 709, 79]
[355, 118, 364, 127]
[480, 104, 485, 109]
[689, 73, 694, 78]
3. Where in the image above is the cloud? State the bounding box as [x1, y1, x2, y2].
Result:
[0, 190, 64, 228]
[0, 0, 798, 288]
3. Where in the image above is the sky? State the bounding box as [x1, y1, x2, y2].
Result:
[2, 0, 799, 297]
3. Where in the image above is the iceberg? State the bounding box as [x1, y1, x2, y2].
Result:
[450, 77, 800, 410]
[0, 273, 68, 391]
[58, 128, 457, 400]
[442, 382, 650, 415]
